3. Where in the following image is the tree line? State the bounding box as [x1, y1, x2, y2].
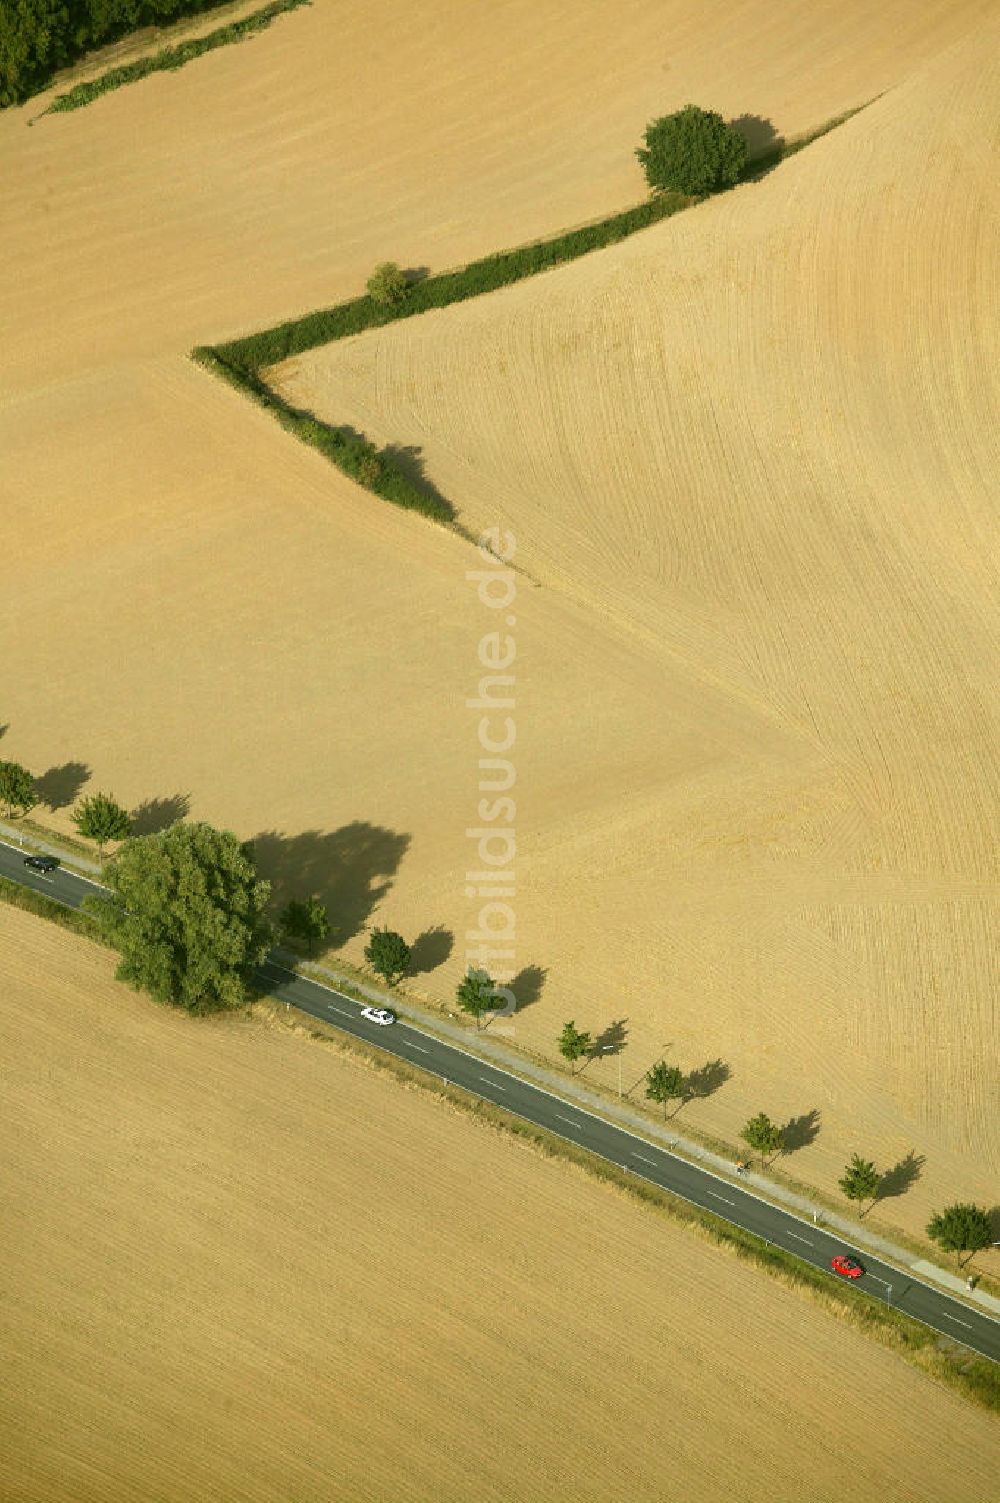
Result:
[4, 756, 993, 1271]
[0, 0, 230, 107]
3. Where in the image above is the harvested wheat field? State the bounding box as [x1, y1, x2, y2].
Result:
[1, 0, 998, 1265]
[274, 19, 1000, 1249]
[1, 907, 997, 1503]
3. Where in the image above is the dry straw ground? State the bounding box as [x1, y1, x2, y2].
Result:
[274, 18, 1000, 1254]
[1, 906, 998, 1502]
[1, 0, 997, 1261]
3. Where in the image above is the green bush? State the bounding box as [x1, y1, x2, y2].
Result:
[366, 262, 408, 308]
[636, 104, 749, 196]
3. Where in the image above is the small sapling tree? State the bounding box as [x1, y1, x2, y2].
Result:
[740, 1111, 784, 1168]
[558, 1020, 592, 1073]
[645, 1060, 686, 1118]
[0, 760, 37, 820]
[72, 791, 131, 858]
[838, 1154, 881, 1217]
[456, 968, 498, 1029]
[365, 927, 411, 985]
[926, 1203, 993, 1268]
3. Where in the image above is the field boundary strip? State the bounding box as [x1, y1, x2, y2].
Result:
[32, 0, 312, 117]
[189, 104, 871, 531]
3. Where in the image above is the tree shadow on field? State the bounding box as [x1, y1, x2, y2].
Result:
[779, 1108, 822, 1153]
[506, 964, 548, 1012]
[407, 925, 454, 977]
[731, 113, 785, 179]
[590, 1018, 628, 1058]
[34, 760, 91, 810]
[402, 266, 431, 287]
[684, 1058, 731, 1101]
[251, 821, 410, 950]
[131, 793, 191, 835]
[354, 433, 455, 524]
[876, 1149, 925, 1203]
[0, 723, 8, 741]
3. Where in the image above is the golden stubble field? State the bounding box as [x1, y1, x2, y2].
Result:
[274, 20, 1000, 1249]
[1, 0, 998, 1258]
[1, 906, 998, 1503]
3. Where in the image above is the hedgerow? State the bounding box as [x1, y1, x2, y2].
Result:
[46, 0, 308, 113]
[193, 191, 692, 524]
[1, 0, 238, 107]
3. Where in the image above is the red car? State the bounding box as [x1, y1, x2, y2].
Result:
[831, 1254, 864, 1279]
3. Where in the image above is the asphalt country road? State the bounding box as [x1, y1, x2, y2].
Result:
[2, 837, 998, 1364]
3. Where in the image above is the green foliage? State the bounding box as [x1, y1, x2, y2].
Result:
[366, 262, 408, 308]
[72, 790, 131, 856]
[456, 968, 499, 1028]
[364, 926, 411, 985]
[84, 821, 272, 1013]
[740, 1111, 784, 1166]
[45, 0, 309, 113]
[557, 1019, 592, 1072]
[644, 1059, 686, 1118]
[0, 760, 37, 819]
[636, 104, 749, 196]
[838, 1153, 881, 1215]
[207, 191, 690, 371]
[1, 0, 241, 106]
[280, 894, 329, 957]
[926, 1203, 993, 1266]
[192, 191, 689, 526]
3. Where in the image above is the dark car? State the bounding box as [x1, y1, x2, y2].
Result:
[24, 854, 59, 874]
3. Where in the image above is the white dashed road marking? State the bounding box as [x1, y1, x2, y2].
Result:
[707, 1191, 736, 1206]
[480, 1077, 505, 1089]
[940, 1312, 973, 1330]
[632, 1153, 657, 1166]
[786, 1233, 814, 1246]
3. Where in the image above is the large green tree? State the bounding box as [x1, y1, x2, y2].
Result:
[645, 1060, 686, 1119]
[456, 968, 498, 1029]
[838, 1154, 881, 1217]
[0, 759, 37, 820]
[84, 822, 272, 1013]
[72, 790, 132, 858]
[365, 927, 411, 985]
[636, 104, 749, 196]
[558, 1020, 592, 1073]
[740, 1111, 784, 1168]
[926, 1203, 993, 1268]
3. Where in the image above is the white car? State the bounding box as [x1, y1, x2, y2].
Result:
[360, 1006, 397, 1026]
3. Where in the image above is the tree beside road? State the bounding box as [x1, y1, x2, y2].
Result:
[84, 822, 271, 1013]
[838, 1154, 882, 1217]
[558, 1020, 592, 1073]
[0, 760, 37, 820]
[72, 791, 131, 858]
[365, 927, 411, 985]
[741, 1112, 784, 1169]
[927, 1203, 993, 1268]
